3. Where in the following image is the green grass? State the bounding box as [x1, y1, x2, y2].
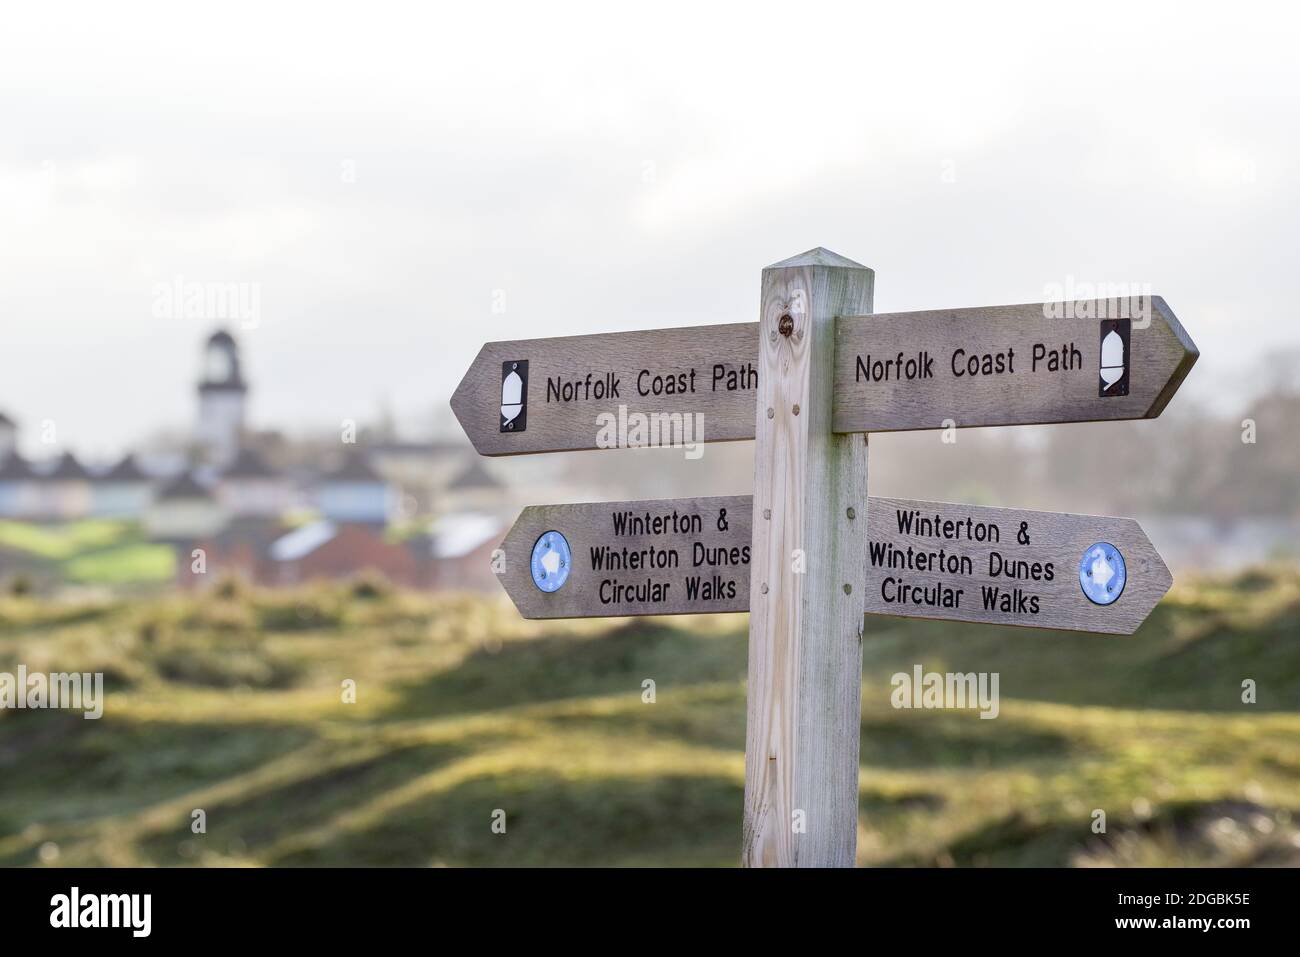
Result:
[0, 519, 131, 561]
[62, 542, 175, 585]
[0, 519, 174, 586]
[0, 566, 1297, 867]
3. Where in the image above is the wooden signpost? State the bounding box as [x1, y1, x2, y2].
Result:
[495, 494, 1171, 636]
[450, 323, 757, 456]
[862, 497, 1171, 636]
[452, 246, 1199, 868]
[496, 495, 752, 619]
[833, 299, 1198, 432]
[450, 296, 1197, 452]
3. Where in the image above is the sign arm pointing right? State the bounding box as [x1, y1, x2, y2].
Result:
[494, 494, 1173, 636]
[451, 297, 1197, 454]
[1144, 296, 1200, 418]
[450, 246, 1200, 869]
[832, 296, 1199, 433]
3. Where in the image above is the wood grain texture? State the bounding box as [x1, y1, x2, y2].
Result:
[863, 497, 1171, 635]
[450, 323, 759, 455]
[452, 298, 1196, 453]
[833, 296, 1198, 433]
[497, 495, 751, 618]
[743, 248, 873, 868]
[495, 493, 1172, 635]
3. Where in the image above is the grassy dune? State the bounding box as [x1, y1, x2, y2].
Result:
[1, 568, 1298, 867]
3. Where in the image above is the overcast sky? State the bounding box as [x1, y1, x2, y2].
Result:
[1, 1, 1296, 460]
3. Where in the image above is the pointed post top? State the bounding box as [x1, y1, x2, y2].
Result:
[765, 247, 869, 270]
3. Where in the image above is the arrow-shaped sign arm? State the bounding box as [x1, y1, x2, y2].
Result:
[450, 324, 760, 456]
[861, 498, 1174, 636]
[833, 297, 1199, 433]
[1145, 296, 1199, 419]
[494, 495, 1174, 635]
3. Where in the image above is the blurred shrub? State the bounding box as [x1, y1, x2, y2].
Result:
[254, 588, 345, 632]
[213, 575, 248, 601]
[153, 640, 301, 689]
[350, 572, 392, 602]
[183, 598, 256, 633]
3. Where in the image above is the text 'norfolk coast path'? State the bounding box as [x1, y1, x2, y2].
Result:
[450, 247, 1200, 867]
[451, 295, 1196, 453]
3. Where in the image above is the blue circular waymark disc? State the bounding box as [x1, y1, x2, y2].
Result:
[530, 530, 572, 593]
[1079, 542, 1126, 606]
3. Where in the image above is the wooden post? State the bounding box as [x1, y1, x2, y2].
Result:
[743, 248, 874, 867]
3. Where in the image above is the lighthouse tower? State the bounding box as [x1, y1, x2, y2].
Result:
[195, 330, 247, 467]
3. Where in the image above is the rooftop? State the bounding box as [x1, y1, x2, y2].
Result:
[447, 459, 502, 492]
[430, 512, 504, 559]
[99, 453, 149, 482]
[158, 472, 214, 502]
[223, 448, 279, 479]
[325, 451, 384, 483]
[45, 452, 90, 481]
[0, 452, 32, 480]
[269, 520, 339, 562]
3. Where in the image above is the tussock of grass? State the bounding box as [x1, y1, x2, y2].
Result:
[0, 571, 1296, 867]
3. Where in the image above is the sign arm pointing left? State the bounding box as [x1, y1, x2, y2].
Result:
[452, 297, 1198, 453]
[450, 323, 760, 456]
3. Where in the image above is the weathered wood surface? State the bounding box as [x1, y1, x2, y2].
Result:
[452, 296, 1197, 455]
[863, 496, 1171, 635]
[496, 495, 752, 618]
[497, 493, 1173, 636]
[833, 297, 1198, 433]
[743, 248, 873, 869]
[450, 323, 759, 455]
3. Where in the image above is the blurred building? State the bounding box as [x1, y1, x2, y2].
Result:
[174, 519, 284, 588]
[0, 452, 36, 518]
[366, 440, 467, 516]
[145, 473, 227, 542]
[216, 448, 298, 519]
[266, 521, 422, 587]
[179, 519, 426, 588]
[0, 411, 16, 460]
[31, 452, 92, 521]
[423, 512, 505, 592]
[0, 327, 556, 593]
[195, 330, 247, 468]
[92, 454, 154, 518]
[441, 459, 505, 515]
[315, 451, 395, 526]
